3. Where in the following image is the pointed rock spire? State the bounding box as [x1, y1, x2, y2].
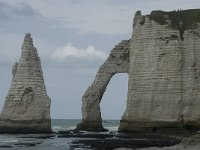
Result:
[0, 33, 51, 133]
[22, 33, 34, 49]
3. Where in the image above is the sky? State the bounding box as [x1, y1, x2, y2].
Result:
[0, 0, 200, 119]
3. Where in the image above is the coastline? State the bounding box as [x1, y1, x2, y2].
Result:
[0, 130, 186, 149]
[0, 119, 199, 149]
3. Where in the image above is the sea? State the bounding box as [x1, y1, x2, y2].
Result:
[0, 119, 120, 150]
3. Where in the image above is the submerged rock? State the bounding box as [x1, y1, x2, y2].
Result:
[77, 9, 200, 132]
[0, 33, 51, 133]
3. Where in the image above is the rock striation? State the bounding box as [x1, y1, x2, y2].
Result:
[0, 33, 51, 133]
[77, 9, 200, 132]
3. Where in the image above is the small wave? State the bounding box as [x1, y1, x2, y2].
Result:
[53, 126, 64, 129]
[52, 125, 77, 132]
[65, 126, 77, 130]
[3, 140, 18, 143]
[104, 126, 118, 132]
[103, 120, 119, 124]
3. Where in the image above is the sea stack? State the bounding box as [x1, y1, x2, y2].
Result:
[0, 33, 51, 133]
[77, 9, 200, 132]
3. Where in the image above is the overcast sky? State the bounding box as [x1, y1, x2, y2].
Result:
[0, 0, 200, 119]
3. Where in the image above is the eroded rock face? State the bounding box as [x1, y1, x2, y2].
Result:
[76, 40, 130, 131]
[78, 9, 200, 132]
[0, 33, 51, 133]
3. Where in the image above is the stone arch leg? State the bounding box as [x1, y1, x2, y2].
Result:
[76, 71, 116, 131]
[76, 40, 130, 131]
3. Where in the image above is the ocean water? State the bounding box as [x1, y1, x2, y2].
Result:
[52, 119, 120, 132]
[0, 119, 120, 150]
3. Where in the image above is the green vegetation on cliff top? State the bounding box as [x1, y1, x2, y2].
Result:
[149, 9, 200, 40]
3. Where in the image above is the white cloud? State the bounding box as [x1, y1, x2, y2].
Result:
[51, 43, 107, 61]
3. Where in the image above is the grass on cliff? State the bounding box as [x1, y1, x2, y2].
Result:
[149, 9, 200, 40]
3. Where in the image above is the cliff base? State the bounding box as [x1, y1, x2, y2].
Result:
[0, 119, 52, 134]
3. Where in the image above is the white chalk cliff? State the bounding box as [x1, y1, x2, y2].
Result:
[0, 33, 51, 133]
[77, 9, 200, 132]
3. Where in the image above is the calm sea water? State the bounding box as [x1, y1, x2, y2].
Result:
[52, 119, 120, 132]
[0, 119, 120, 150]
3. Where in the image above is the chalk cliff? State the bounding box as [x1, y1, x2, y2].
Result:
[0, 33, 51, 133]
[77, 9, 200, 132]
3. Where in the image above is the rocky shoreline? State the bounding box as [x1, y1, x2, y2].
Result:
[61, 130, 193, 149]
[0, 130, 200, 149]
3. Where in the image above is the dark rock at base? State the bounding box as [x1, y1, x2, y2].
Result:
[57, 130, 190, 149]
[118, 120, 200, 133]
[71, 138, 180, 150]
[15, 143, 37, 147]
[0, 145, 13, 148]
[76, 121, 108, 132]
[18, 134, 55, 139]
[0, 119, 52, 134]
[57, 130, 75, 134]
[58, 131, 114, 138]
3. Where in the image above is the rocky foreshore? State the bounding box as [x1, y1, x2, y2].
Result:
[57, 130, 195, 149]
[1, 130, 200, 150]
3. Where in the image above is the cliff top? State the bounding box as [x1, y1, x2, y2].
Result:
[147, 9, 200, 40]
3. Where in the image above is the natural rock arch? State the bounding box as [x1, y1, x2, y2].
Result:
[76, 40, 130, 131]
[100, 73, 128, 121]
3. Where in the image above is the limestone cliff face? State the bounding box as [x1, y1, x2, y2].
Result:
[77, 9, 200, 132]
[0, 33, 51, 133]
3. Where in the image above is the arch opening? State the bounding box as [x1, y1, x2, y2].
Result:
[100, 73, 128, 131]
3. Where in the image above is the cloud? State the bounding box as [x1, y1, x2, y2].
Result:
[0, 1, 39, 20]
[2, 0, 133, 35]
[51, 43, 107, 61]
[2, 0, 200, 36]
